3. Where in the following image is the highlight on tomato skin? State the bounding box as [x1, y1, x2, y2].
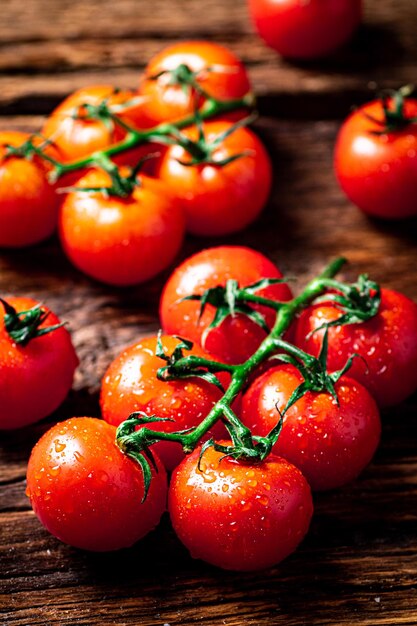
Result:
[26, 417, 168, 552]
[100, 334, 226, 471]
[169, 443, 313, 571]
[160, 245, 293, 365]
[0, 297, 78, 430]
[0, 131, 61, 248]
[241, 364, 381, 491]
[248, 0, 362, 60]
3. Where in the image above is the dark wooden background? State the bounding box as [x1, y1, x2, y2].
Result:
[1, 1, 417, 624]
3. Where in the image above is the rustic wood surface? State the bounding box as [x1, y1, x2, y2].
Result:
[1, 0, 417, 624]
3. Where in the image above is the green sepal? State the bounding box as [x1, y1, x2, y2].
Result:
[0, 298, 64, 347]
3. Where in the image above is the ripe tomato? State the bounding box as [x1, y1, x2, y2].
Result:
[294, 289, 417, 407]
[139, 41, 251, 127]
[101, 334, 226, 471]
[248, 0, 362, 59]
[159, 246, 293, 364]
[241, 364, 381, 491]
[42, 85, 151, 166]
[0, 131, 60, 248]
[335, 96, 417, 219]
[156, 120, 272, 236]
[169, 443, 312, 571]
[59, 168, 185, 286]
[26, 417, 167, 551]
[0, 297, 78, 430]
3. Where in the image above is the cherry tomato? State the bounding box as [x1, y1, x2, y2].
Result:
[0, 131, 61, 248]
[160, 246, 292, 364]
[101, 335, 226, 471]
[26, 417, 167, 551]
[156, 120, 272, 236]
[335, 96, 417, 219]
[59, 168, 185, 286]
[42, 85, 151, 166]
[294, 289, 417, 407]
[242, 364, 381, 491]
[169, 443, 312, 571]
[248, 0, 361, 59]
[0, 297, 78, 430]
[139, 41, 251, 127]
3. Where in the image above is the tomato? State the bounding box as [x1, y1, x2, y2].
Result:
[242, 364, 381, 491]
[169, 443, 312, 571]
[139, 41, 251, 127]
[160, 246, 293, 364]
[248, 0, 362, 59]
[0, 297, 78, 430]
[42, 85, 151, 166]
[0, 131, 61, 248]
[26, 417, 167, 551]
[334, 96, 417, 219]
[294, 289, 417, 407]
[59, 168, 185, 286]
[156, 120, 272, 236]
[100, 335, 227, 471]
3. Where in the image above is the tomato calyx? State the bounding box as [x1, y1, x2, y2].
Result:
[166, 112, 257, 166]
[364, 85, 417, 134]
[272, 330, 363, 414]
[70, 92, 145, 135]
[0, 298, 65, 346]
[182, 276, 288, 345]
[149, 63, 208, 98]
[155, 332, 232, 391]
[2, 135, 60, 168]
[311, 274, 381, 333]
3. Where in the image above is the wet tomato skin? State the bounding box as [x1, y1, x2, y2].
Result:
[100, 335, 225, 471]
[59, 168, 185, 286]
[160, 246, 292, 364]
[294, 288, 417, 407]
[0, 131, 60, 248]
[0, 297, 78, 430]
[26, 417, 167, 551]
[156, 120, 272, 236]
[335, 98, 417, 219]
[139, 41, 251, 127]
[241, 364, 381, 491]
[169, 443, 313, 571]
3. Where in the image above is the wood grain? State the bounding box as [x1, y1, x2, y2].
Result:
[2, 0, 417, 624]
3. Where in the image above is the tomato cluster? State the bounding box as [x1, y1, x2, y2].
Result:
[0, 42, 276, 286]
[4, 245, 412, 572]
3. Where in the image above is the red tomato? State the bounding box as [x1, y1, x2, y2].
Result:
[159, 246, 293, 364]
[42, 85, 151, 166]
[0, 297, 78, 430]
[100, 335, 226, 471]
[248, 0, 361, 59]
[335, 97, 417, 219]
[0, 131, 60, 248]
[294, 289, 417, 407]
[242, 364, 381, 491]
[26, 417, 167, 551]
[139, 41, 252, 127]
[156, 120, 272, 236]
[59, 168, 185, 286]
[169, 443, 313, 570]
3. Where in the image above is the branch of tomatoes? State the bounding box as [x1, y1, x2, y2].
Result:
[45, 91, 255, 185]
[116, 256, 356, 497]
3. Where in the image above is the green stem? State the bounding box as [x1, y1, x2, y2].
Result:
[51, 93, 254, 180]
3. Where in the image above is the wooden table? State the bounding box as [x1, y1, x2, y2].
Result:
[1, 1, 417, 624]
